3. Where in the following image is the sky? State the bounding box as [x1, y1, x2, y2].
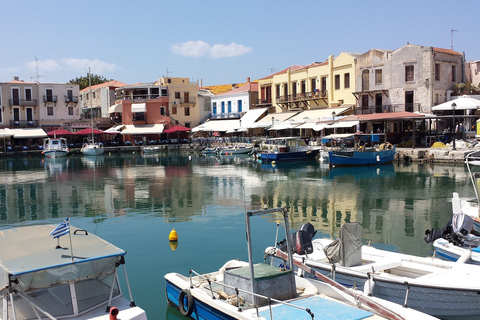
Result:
[1, 0, 479, 87]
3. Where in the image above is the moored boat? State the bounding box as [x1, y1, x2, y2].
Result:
[266, 222, 480, 319]
[142, 145, 160, 153]
[260, 138, 320, 162]
[81, 139, 105, 156]
[218, 145, 253, 155]
[0, 223, 147, 320]
[43, 137, 69, 158]
[165, 208, 435, 320]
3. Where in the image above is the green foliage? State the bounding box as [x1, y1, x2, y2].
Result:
[68, 74, 113, 90]
[453, 82, 480, 95]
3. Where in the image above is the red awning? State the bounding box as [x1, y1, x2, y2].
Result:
[163, 125, 192, 134]
[47, 129, 73, 136]
[341, 111, 425, 121]
[74, 128, 105, 135]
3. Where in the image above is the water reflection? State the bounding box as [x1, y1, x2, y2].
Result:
[0, 152, 473, 257]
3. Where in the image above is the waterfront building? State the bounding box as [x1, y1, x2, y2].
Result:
[257, 52, 360, 114]
[210, 79, 258, 119]
[77, 80, 127, 130]
[0, 77, 80, 130]
[466, 60, 480, 86]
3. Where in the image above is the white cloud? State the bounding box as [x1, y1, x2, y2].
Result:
[25, 58, 118, 74]
[171, 41, 252, 58]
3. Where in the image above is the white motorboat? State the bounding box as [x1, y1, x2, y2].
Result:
[142, 145, 160, 153]
[218, 145, 253, 155]
[43, 137, 69, 158]
[165, 208, 436, 320]
[81, 68, 105, 157]
[266, 222, 480, 319]
[0, 224, 147, 320]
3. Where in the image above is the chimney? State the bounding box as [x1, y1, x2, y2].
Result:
[13, 76, 19, 81]
[247, 77, 250, 83]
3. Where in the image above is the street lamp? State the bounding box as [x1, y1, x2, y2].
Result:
[452, 102, 456, 150]
[332, 111, 336, 134]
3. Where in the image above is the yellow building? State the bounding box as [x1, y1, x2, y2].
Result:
[257, 52, 360, 113]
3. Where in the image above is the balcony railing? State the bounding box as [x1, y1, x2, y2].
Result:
[210, 112, 241, 119]
[43, 95, 58, 103]
[276, 90, 328, 103]
[257, 98, 272, 105]
[118, 94, 168, 101]
[65, 96, 79, 103]
[8, 99, 38, 106]
[355, 103, 422, 115]
[10, 120, 39, 127]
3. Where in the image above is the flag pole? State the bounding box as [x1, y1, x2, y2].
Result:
[68, 216, 74, 262]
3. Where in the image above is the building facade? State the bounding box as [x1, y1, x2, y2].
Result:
[210, 80, 258, 119]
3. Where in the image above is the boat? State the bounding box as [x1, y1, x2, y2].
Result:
[0, 223, 147, 320]
[81, 68, 105, 156]
[218, 145, 253, 155]
[165, 207, 436, 320]
[325, 133, 396, 166]
[200, 146, 220, 155]
[260, 138, 320, 162]
[266, 222, 480, 319]
[142, 145, 160, 153]
[42, 137, 69, 158]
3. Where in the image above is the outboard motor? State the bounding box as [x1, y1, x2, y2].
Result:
[277, 223, 316, 255]
[452, 213, 474, 238]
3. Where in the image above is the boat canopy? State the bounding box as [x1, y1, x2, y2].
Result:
[0, 225, 125, 293]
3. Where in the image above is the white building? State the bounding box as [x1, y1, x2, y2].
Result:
[210, 81, 258, 119]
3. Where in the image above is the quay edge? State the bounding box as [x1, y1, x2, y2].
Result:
[395, 147, 474, 164]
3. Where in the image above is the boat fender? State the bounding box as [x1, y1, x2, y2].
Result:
[178, 289, 194, 317]
[363, 273, 375, 296]
[109, 307, 119, 320]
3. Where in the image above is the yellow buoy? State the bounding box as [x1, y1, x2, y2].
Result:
[169, 228, 178, 241]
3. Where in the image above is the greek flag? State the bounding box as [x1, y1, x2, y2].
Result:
[50, 218, 70, 239]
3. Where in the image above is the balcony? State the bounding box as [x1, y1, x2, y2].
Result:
[8, 99, 38, 107]
[10, 120, 39, 127]
[276, 90, 328, 103]
[65, 96, 79, 103]
[43, 95, 58, 103]
[119, 94, 167, 102]
[355, 103, 423, 115]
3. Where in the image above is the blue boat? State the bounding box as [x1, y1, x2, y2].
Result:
[164, 207, 435, 320]
[328, 146, 396, 166]
[260, 138, 320, 162]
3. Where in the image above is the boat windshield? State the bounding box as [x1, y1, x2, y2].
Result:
[1, 273, 120, 319]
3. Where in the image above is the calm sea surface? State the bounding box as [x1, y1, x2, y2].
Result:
[0, 151, 473, 319]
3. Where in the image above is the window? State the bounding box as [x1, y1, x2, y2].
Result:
[276, 84, 280, 98]
[435, 64, 440, 81]
[47, 106, 54, 116]
[12, 88, 20, 105]
[311, 78, 316, 92]
[46, 88, 54, 102]
[361, 95, 369, 110]
[161, 89, 168, 96]
[13, 108, 20, 121]
[0, 108, 2, 123]
[92, 92, 96, 99]
[334, 75, 340, 90]
[25, 88, 32, 101]
[0, 87, 2, 105]
[160, 107, 165, 116]
[227, 101, 232, 113]
[405, 65, 414, 82]
[375, 70, 382, 85]
[452, 66, 457, 82]
[184, 106, 190, 116]
[68, 106, 74, 116]
[238, 100, 242, 112]
[301, 81, 306, 93]
[184, 92, 189, 103]
[175, 92, 180, 99]
[213, 102, 217, 114]
[172, 106, 177, 114]
[344, 73, 350, 89]
[283, 83, 288, 98]
[26, 108, 33, 121]
[221, 102, 225, 113]
[362, 70, 369, 91]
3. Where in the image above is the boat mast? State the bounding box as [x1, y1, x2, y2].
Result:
[89, 67, 94, 143]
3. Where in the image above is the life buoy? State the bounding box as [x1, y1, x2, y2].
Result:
[178, 289, 194, 317]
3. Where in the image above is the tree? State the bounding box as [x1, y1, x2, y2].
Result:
[68, 74, 113, 90]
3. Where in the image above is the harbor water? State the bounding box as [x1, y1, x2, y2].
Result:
[0, 151, 473, 319]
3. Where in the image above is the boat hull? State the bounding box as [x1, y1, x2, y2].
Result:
[260, 149, 319, 162]
[219, 147, 253, 155]
[82, 145, 105, 156]
[433, 238, 480, 265]
[43, 150, 68, 158]
[268, 239, 480, 319]
[328, 148, 396, 166]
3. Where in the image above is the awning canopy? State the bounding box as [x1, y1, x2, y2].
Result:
[131, 103, 146, 113]
[325, 120, 359, 129]
[239, 108, 268, 127]
[47, 129, 73, 136]
[248, 111, 299, 129]
[121, 124, 165, 135]
[192, 119, 239, 133]
[75, 128, 105, 135]
[108, 103, 122, 113]
[9, 128, 48, 138]
[163, 125, 191, 134]
[0, 129, 13, 138]
[104, 124, 125, 134]
[432, 95, 480, 111]
[288, 107, 351, 122]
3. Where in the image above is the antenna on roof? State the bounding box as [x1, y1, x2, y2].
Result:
[268, 68, 276, 74]
[166, 69, 173, 77]
[34, 56, 43, 83]
[451, 29, 458, 50]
